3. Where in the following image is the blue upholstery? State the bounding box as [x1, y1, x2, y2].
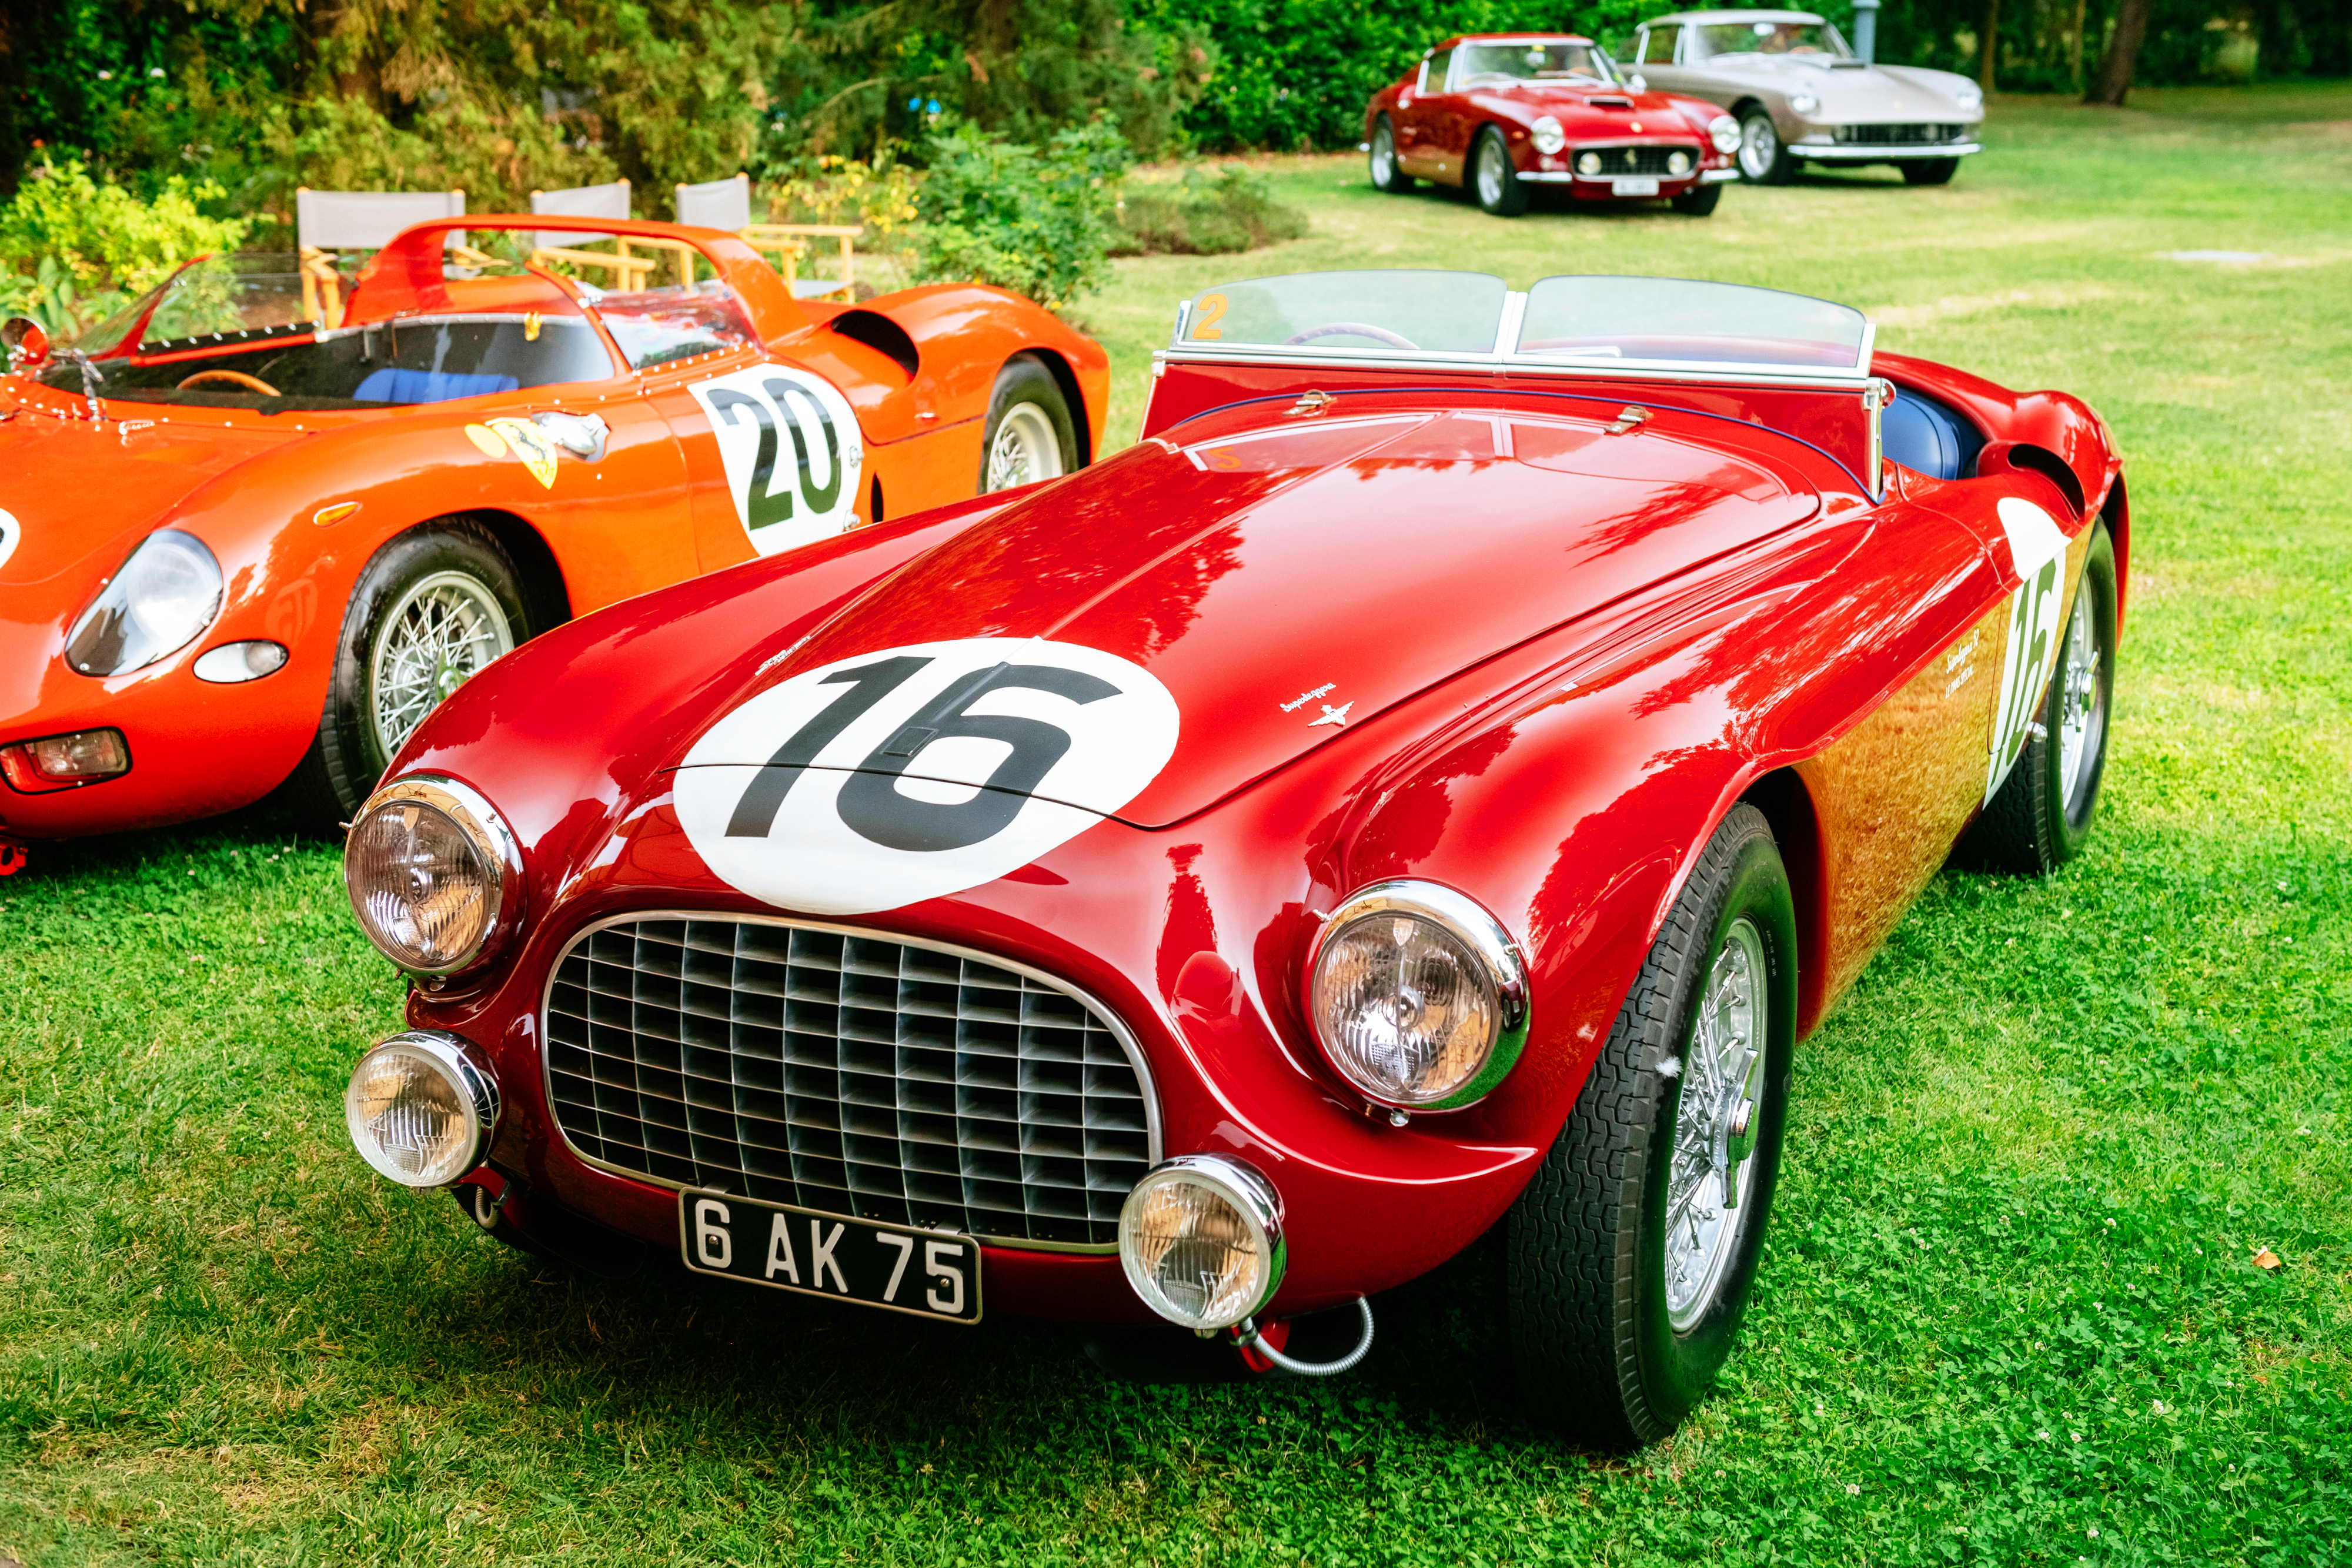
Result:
[1881, 386, 1983, 481]
[352, 367, 520, 404]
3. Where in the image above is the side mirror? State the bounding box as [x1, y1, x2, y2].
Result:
[2, 316, 51, 370]
[1628, 73, 1649, 92]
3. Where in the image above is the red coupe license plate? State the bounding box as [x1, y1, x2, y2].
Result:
[678, 1191, 981, 1323]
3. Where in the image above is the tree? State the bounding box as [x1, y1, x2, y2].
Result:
[2084, 0, 2151, 105]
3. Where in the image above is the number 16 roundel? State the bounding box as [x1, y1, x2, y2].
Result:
[674, 639, 1181, 915]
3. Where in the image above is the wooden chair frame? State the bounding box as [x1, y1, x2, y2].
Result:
[742, 224, 863, 303]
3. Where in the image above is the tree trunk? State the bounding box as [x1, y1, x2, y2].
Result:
[2085, 0, 2152, 105]
[1979, 0, 2000, 92]
[2070, 0, 2089, 89]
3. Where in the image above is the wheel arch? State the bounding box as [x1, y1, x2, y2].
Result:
[2100, 474, 2130, 630]
[456, 509, 574, 634]
[1005, 347, 1094, 466]
[1738, 766, 1830, 1038]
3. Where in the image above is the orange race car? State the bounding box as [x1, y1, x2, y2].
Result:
[0, 215, 1109, 855]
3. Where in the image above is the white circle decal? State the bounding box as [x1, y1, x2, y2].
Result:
[675, 638, 1180, 915]
[0, 509, 18, 574]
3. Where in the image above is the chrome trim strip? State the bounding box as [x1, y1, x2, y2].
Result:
[536, 908, 1164, 1255]
[1798, 141, 1980, 159]
[1158, 345, 1873, 390]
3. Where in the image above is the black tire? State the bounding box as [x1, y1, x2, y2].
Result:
[1900, 159, 1960, 186]
[1369, 116, 1415, 193]
[285, 520, 533, 823]
[1670, 182, 1724, 216]
[1471, 126, 1529, 217]
[1735, 108, 1798, 184]
[978, 353, 1079, 493]
[1507, 803, 1798, 1447]
[1960, 524, 2117, 875]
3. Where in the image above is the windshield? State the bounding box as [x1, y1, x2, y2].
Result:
[1178, 271, 1510, 356]
[1690, 19, 1853, 58]
[69, 253, 313, 356]
[1452, 39, 1616, 87]
[1516, 276, 1869, 370]
[591, 280, 763, 369]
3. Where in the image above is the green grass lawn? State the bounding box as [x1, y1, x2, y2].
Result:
[5, 85, 2351, 1566]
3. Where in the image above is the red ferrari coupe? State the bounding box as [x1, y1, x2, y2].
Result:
[335, 270, 2123, 1445]
[1365, 34, 1742, 215]
[0, 216, 1105, 855]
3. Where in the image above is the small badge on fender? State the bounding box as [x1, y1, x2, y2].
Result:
[484, 416, 560, 489]
[674, 638, 1180, 915]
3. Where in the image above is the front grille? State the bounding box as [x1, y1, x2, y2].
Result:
[1573, 143, 1703, 177]
[544, 915, 1156, 1248]
[1834, 123, 1966, 146]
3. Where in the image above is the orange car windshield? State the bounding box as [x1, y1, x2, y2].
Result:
[590, 280, 763, 369]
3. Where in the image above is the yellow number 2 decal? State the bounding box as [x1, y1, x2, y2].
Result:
[1191, 292, 1229, 341]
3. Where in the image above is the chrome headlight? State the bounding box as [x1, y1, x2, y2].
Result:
[1953, 83, 1984, 111]
[1710, 115, 1741, 153]
[1118, 1155, 1286, 1330]
[1531, 115, 1566, 155]
[345, 1030, 500, 1188]
[1307, 881, 1528, 1111]
[344, 775, 522, 975]
[65, 529, 223, 676]
[1789, 92, 1820, 116]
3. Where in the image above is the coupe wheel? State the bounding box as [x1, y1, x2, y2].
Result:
[291, 521, 532, 822]
[1506, 803, 1798, 1446]
[1670, 182, 1723, 216]
[1962, 523, 2117, 874]
[1472, 127, 1529, 217]
[1736, 109, 1797, 184]
[1369, 118, 1414, 193]
[1901, 159, 1959, 186]
[980, 354, 1077, 493]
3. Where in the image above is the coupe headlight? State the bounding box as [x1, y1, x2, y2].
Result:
[65, 529, 223, 676]
[345, 1030, 500, 1188]
[1954, 83, 1984, 109]
[1710, 114, 1741, 153]
[1790, 92, 1820, 115]
[1531, 115, 1566, 155]
[1118, 1155, 1285, 1330]
[1306, 881, 1529, 1111]
[344, 775, 522, 975]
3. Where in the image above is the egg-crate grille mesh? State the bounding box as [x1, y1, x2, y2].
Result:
[544, 917, 1154, 1248]
[1833, 123, 1969, 146]
[1576, 143, 1705, 176]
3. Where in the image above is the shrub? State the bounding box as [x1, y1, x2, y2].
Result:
[0, 159, 249, 338]
[1111, 162, 1307, 255]
[909, 120, 1131, 310]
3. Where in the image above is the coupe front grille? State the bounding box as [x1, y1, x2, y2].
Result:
[544, 915, 1156, 1248]
[1833, 123, 1966, 146]
[1575, 143, 1703, 176]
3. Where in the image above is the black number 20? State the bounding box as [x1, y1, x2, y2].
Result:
[707, 378, 844, 532]
[726, 656, 1119, 851]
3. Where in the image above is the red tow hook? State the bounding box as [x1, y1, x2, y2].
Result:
[0, 837, 29, 877]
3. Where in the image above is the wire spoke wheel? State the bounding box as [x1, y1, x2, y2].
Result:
[2056, 583, 2108, 818]
[1371, 122, 1399, 188]
[369, 571, 516, 761]
[1662, 917, 1768, 1332]
[985, 402, 1066, 492]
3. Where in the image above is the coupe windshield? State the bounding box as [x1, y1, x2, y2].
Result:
[1178, 271, 1511, 355]
[1690, 19, 1853, 58]
[1453, 39, 1616, 87]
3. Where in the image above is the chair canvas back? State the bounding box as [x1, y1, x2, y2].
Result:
[530, 180, 632, 250]
[674, 175, 751, 232]
[297, 189, 466, 251]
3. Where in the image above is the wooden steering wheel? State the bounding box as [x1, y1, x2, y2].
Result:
[176, 368, 282, 396]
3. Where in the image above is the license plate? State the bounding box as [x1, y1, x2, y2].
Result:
[679, 1190, 982, 1323]
[1612, 177, 1661, 196]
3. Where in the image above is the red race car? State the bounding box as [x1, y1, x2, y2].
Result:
[0, 216, 1107, 854]
[336, 270, 2123, 1445]
[1366, 33, 1742, 216]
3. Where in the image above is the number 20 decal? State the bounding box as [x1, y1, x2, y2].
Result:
[688, 366, 864, 556]
[675, 638, 1181, 915]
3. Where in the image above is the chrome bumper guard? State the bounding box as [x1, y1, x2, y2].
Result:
[1797, 141, 1981, 161]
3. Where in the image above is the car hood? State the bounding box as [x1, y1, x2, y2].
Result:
[1700, 56, 1979, 119]
[1469, 84, 1717, 126]
[0, 402, 298, 598]
[671, 400, 1822, 828]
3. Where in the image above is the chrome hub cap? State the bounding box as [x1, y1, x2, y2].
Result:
[2056, 584, 2106, 815]
[1663, 917, 1768, 1332]
[369, 571, 515, 760]
[984, 402, 1064, 492]
[1371, 126, 1396, 184]
[1739, 118, 1779, 179]
[1477, 139, 1508, 206]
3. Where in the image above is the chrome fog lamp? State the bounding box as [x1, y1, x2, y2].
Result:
[1576, 151, 1603, 176]
[1306, 881, 1529, 1111]
[1668, 150, 1692, 176]
[1709, 115, 1741, 153]
[1530, 115, 1566, 155]
[344, 775, 522, 976]
[1118, 1155, 1286, 1330]
[65, 529, 223, 677]
[345, 1030, 500, 1188]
